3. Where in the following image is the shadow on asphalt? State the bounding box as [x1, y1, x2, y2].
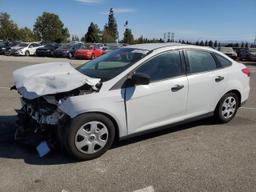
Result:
[0, 114, 221, 165]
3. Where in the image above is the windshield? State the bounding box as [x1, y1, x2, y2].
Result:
[249, 48, 256, 53]
[60, 43, 73, 49]
[18, 43, 28, 47]
[78, 48, 149, 82]
[81, 44, 93, 50]
[219, 47, 234, 52]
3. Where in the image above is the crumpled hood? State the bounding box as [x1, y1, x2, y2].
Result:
[13, 62, 101, 100]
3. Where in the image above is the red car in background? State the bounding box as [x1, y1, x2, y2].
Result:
[74, 44, 105, 59]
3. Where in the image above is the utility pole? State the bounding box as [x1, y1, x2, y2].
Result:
[254, 33, 256, 46]
[171, 33, 175, 42]
[167, 32, 171, 42]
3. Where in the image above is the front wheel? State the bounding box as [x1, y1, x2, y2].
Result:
[68, 52, 73, 59]
[215, 93, 239, 123]
[25, 51, 30, 56]
[91, 54, 95, 60]
[63, 113, 115, 160]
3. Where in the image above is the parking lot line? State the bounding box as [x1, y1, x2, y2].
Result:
[133, 186, 155, 192]
[240, 107, 256, 110]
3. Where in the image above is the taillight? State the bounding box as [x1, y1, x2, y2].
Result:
[242, 67, 250, 77]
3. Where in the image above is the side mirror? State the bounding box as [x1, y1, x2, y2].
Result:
[131, 73, 150, 85]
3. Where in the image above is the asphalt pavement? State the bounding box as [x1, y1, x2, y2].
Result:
[0, 55, 255, 192]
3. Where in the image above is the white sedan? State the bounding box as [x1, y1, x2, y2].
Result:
[10, 42, 42, 56]
[12, 43, 250, 160]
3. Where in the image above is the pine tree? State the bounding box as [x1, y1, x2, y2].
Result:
[208, 40, 213, 47]
[123, 21, 134, 44]
[214, 40, 218, 47]
[107, 8, 118, 41]
[84, 22, 100, 43]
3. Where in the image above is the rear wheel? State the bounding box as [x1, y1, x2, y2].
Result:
[64, 113, 115, 160]
[215, 93, 239, 123]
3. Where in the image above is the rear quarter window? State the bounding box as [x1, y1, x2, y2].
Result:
[215, 54, 232, 67]
[186, 50, 217, 73]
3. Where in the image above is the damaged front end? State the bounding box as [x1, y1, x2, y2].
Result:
[15, 96, 68, 149]
[12, 62, 102, 156]
[14, 84, 98, 156]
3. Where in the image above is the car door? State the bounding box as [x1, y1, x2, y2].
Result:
[184, 49, 229, 118]
[29, 43, 39, 55]
[126, 50, 189, 134]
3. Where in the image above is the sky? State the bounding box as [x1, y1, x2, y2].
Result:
[0, 0, 256, 42]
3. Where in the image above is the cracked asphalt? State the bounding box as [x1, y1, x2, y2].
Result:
[0, 55, 255, 192]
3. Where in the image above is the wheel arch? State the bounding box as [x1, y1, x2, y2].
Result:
[215, 89, 242, 111]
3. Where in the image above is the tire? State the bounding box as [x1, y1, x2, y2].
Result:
[25, 51, 30, 56]
[215, 92, 239, 123]
[68, 52, 73, 59]
[63, 113, 115, 160]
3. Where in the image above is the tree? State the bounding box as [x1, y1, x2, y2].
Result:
[208, 40, 213, 47]
[102, 8, 118, 42]
[204, 40, 208, 46]
[0, 12, 19, 40]
[245, 42, 249, 48]
[71, 35, 79, 42]
[199, 40, 204, 46]
[195, 41, 199, 45]
[102, 24, 114, 43]
[33, 12, 70, 43]
[18, 27, 37, 42]
[84, 22, 100, 43]
[123, 28, 134, 44]
[214, 40, 218, 47]
[241, 42, 244, 48]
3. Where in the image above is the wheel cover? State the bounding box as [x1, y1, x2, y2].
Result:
[75, 121, 109, 154]
[221, 96, 237, 119]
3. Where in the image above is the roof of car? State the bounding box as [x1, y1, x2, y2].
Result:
[125, 43, 217, 52]
[126, 43, 182, 51]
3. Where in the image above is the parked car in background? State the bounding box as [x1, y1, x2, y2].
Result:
[218, 47, 237, 60]
[36, 43, 60, 57]
[74, 44, 105, 59]
[53, 42, 84, 58]
[0, 41, 18, 55]
[7, 42, 42, 56]
[240, 48, 256, 61]
[12, 43, 250, 160]
[103, 43, 122, 53]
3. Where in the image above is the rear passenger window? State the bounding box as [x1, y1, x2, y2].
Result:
[136, 51, 183, 82]
[187, 50, 217, 73]
[215, 54, 232, 67]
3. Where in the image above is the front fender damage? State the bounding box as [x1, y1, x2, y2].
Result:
[14, 84, 100, 157]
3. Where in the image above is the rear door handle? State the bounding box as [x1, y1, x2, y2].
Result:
[171, 84, 184, 92]
[215, 76, 224, 82]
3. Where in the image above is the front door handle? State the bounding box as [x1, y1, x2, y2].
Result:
[171, 84, 184, 92]
[215, 76, 224, 82]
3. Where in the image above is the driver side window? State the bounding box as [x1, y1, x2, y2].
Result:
[136, 51, 183, 82]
